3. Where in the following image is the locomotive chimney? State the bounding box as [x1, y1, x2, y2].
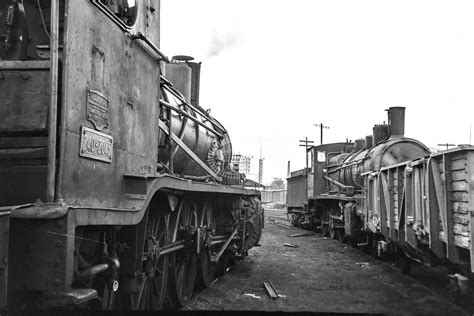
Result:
[387, 106, 405, 137]
[365, 135, 373, 148]
[354, 138, 365, 151]
[373, 124, 389, 144]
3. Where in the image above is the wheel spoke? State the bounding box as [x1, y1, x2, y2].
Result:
[129, 208, 170, 310]
[196, 201, 215, 289]
[168, 197, 198, 307]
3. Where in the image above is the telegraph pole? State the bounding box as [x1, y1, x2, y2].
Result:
[314, 123, 330, 145]
[437, 143, 456, 150]
[299, 137, 314, 172]
[258, 143, 264, 184]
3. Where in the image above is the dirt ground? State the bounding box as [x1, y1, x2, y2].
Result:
[184, 206, 469, 314]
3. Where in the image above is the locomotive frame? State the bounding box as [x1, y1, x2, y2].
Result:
[0, 0, 263, 310]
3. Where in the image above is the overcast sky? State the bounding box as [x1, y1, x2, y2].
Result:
[160, 0, 474, 184]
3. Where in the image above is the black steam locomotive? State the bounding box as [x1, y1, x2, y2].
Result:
[287, 107, 473, 297]
[0, 0, 263, 310]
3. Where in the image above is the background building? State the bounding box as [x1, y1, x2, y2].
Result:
[231, 153, 252, 175]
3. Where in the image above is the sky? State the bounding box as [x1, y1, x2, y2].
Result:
[160, 0, 474, 185]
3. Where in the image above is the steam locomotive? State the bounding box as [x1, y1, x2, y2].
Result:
[0, 0, 263, 310]
[287, 107, 474, 296]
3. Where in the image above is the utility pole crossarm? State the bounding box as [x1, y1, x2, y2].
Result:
[437, 143, 456, 150]
[299, 137, 314, 173]
[314, 123, 330, 145]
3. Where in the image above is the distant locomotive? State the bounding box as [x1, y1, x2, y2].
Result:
[0, 0, 263, 310]
[287, 107, 474, 294]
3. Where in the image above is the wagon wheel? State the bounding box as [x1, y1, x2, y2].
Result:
[134, 212, 170, 310]
[335, 228, 345, 242]
[167, 199, 198, 308]
[329, 218, 337, 239]
[395, 247, 411, 274]
[195, 201, 215, 289]
[321, 222, 329, 237]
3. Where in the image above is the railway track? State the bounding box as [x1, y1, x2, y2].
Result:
[186, 211, 468, 314]
[263, 206, 474, 314]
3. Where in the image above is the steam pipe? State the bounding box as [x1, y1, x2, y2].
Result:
[131, 32, 170, 63]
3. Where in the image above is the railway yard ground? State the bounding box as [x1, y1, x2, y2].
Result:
[185, 204, 473, 315]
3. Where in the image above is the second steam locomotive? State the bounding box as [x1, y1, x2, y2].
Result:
[287, 107, 474, 297]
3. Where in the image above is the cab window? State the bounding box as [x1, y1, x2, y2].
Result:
[93, 0, 138, 28]
[317, 151, 326, 163]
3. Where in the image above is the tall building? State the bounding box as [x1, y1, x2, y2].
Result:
[231, 153, 252, 175]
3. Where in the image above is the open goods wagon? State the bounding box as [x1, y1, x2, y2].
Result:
[364, 146, 474, 277]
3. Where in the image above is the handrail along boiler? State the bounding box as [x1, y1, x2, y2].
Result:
[0, 0, 263, 310]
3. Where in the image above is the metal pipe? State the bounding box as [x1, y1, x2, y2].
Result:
[326, 160, 363, 174]
[210, 239, 227, 246]
[76, 263, 109, 281]
[211, 226, 239, 263]
[159, 240, 186, 256]
[159, 100, 223, 138]
[324, 175, 350, 189]
[131, 32, 169, 63]
[46, 0, 59, 203]
[161, 80, 227, 134]
[210, 235, 228, 246]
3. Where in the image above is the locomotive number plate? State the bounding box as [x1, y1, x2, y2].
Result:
[80, 126, 113, 163]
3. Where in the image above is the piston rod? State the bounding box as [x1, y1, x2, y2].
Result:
[76, 263, 109, 281]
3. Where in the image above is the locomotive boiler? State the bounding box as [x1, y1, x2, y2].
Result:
[325, 107, 429, 192]
[0, 0, 263, 310]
